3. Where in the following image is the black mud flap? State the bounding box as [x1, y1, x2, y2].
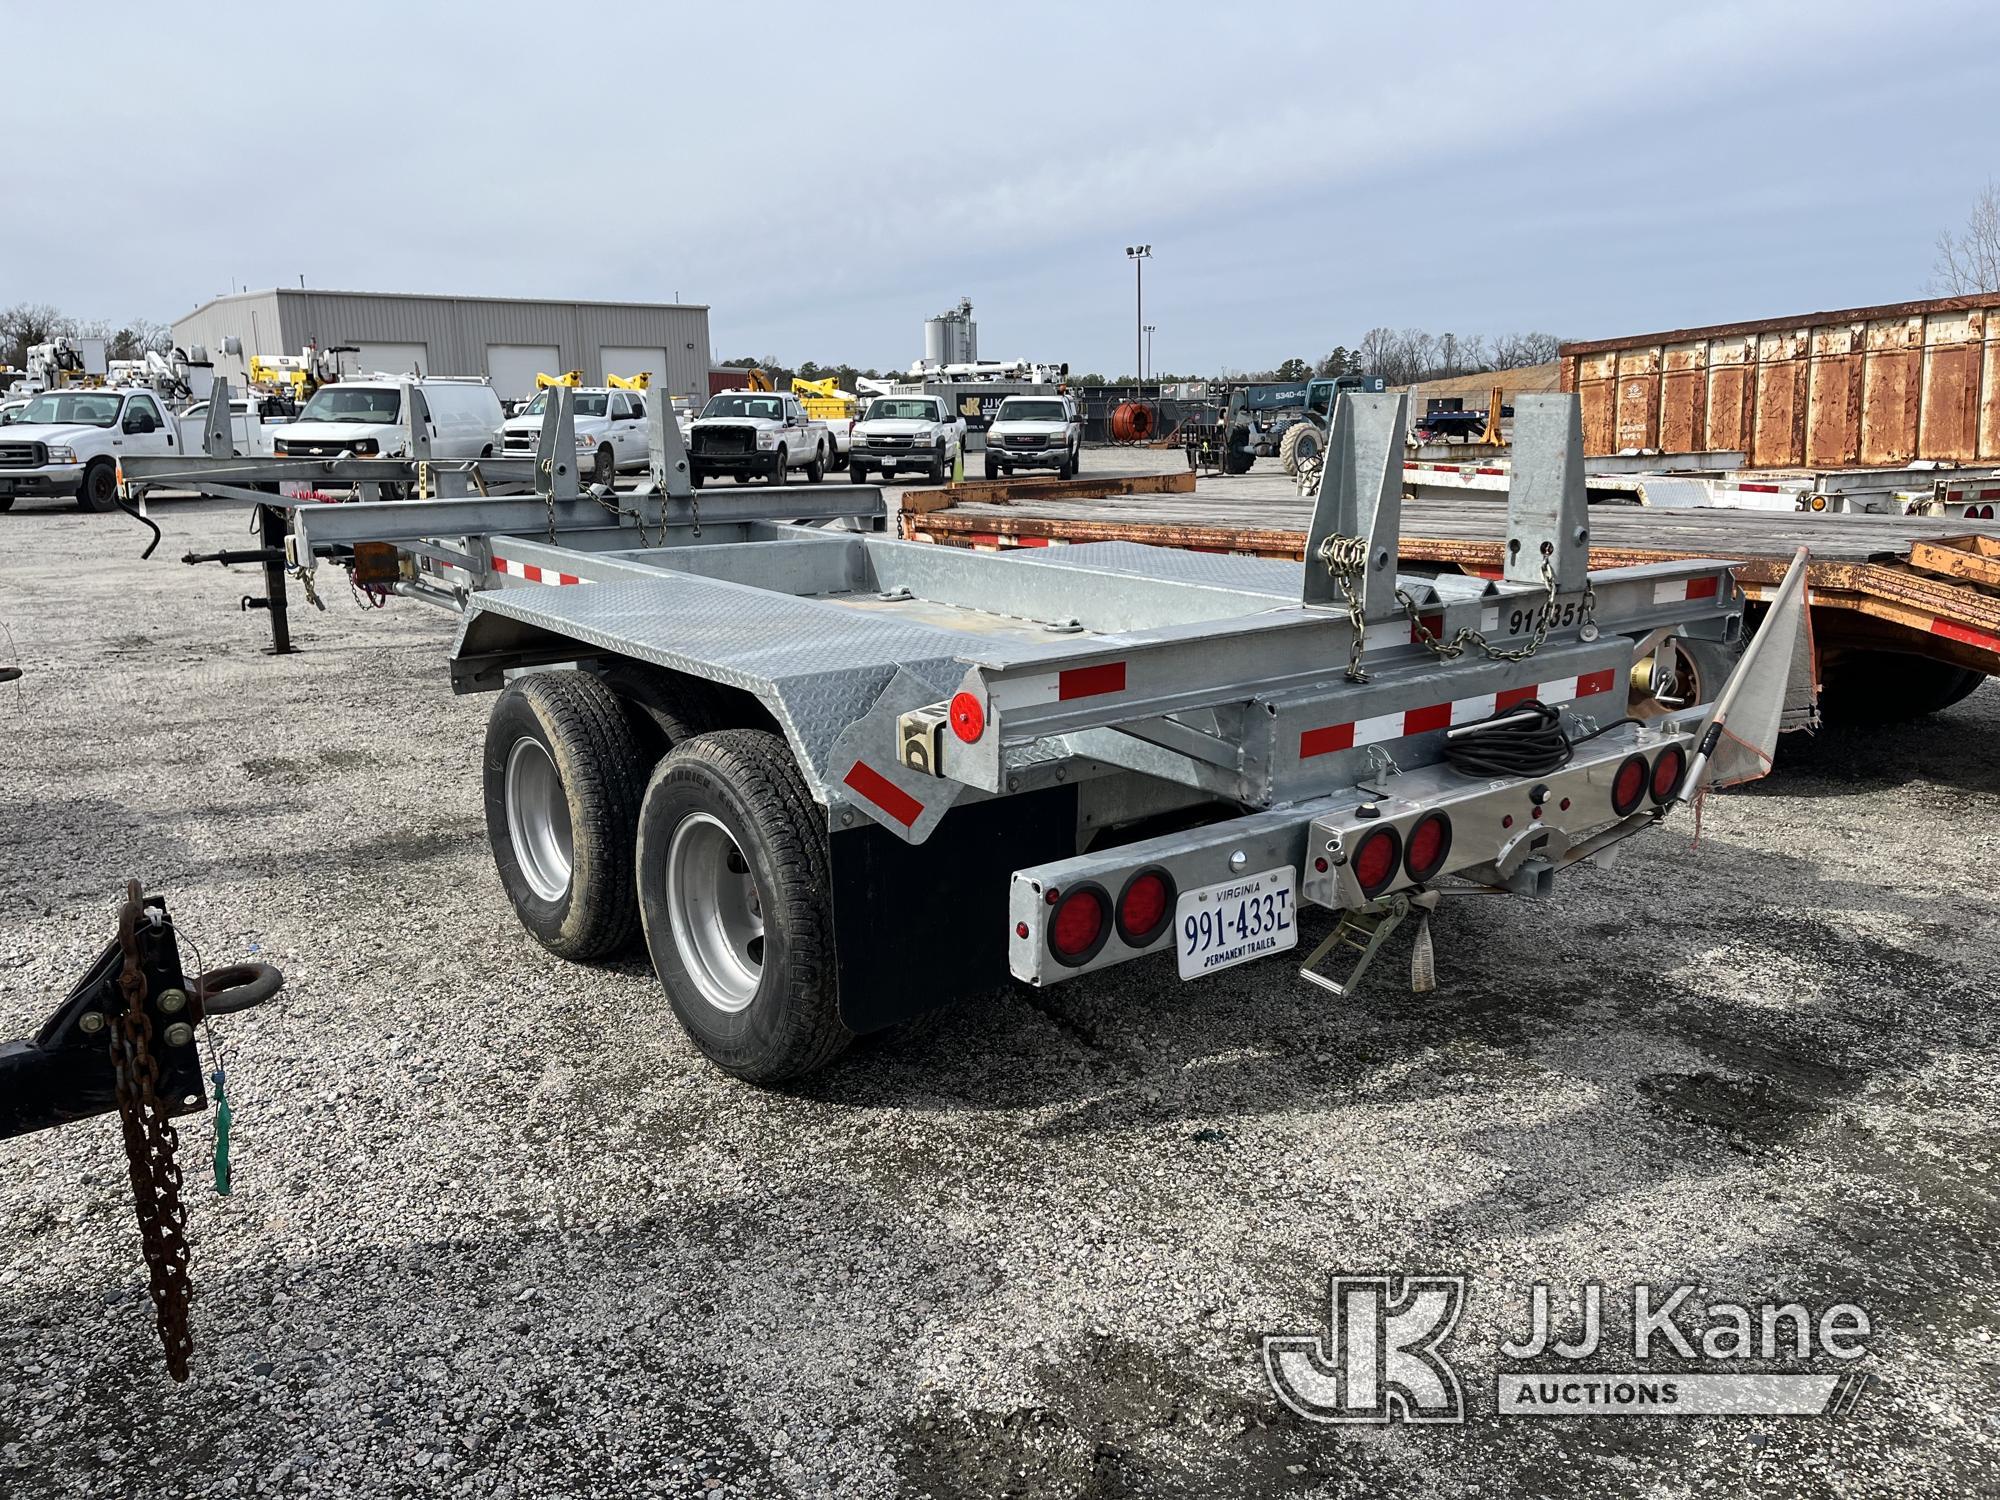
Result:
[829, 785, 1077, 1034]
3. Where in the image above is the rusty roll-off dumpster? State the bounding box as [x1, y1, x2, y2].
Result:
[1560, 290, 2000, 470]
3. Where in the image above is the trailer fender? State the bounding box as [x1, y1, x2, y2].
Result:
[825, 666, 968, 843]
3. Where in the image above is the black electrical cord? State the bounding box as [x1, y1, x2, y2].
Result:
[1441, 698, 1642, 779]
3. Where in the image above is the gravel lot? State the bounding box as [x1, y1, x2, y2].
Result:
[3, 476, 1997, 1499]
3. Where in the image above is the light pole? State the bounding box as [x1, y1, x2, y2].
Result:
[1143, 324, 1156, 384]
[1124, 245, 1150, 387]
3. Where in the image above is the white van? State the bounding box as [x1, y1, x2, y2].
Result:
[273, 376, 504, 460]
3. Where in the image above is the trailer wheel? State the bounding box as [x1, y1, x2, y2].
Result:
[77, 460, 119, 512]
[1819, 650, 1985, 725]
[483, 670, 644, 960]
[636, 729, 848, 1083]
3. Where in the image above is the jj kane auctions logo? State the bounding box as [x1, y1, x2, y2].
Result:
[1264, 1275, 1874, 1423]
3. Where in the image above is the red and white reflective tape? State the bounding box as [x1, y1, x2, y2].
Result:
[490, 554, 581, 586]
[1298, 668, 1620, 759]
[1928, 616, 2000, 655]
[965, 532, 1070, 551]
[842, 760, 924, 828]
[1653, 576, 1721, 605]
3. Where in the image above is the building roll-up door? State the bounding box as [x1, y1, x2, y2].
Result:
[486, 344, 564, 403]
[600, 346, 669, 389]
[350, 342, 430, 379]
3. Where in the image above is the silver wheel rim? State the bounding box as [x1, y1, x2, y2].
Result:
[505, 736, 572, 903]
[666, 812, 764, 1013]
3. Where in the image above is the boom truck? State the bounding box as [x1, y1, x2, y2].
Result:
[122, 391, 1810, 1084]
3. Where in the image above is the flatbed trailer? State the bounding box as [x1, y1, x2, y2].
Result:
[122, 391, 1810, 1085]
[902, 467, 2000, 723]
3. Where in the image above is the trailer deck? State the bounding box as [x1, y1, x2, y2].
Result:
[902, 483, 2000, 677]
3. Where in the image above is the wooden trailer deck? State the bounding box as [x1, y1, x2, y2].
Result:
[900, 482, 2000, 676]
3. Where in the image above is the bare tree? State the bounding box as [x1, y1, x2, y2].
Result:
[1932, 180, 2000, 295]
[0, 302, 72, 366]
[1490, 331, 1561, 369]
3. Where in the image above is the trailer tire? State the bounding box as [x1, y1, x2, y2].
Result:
[636, 729, 849, 1083]
[1819, 650, 1985, 725]
[483, 670, 644, 961]
[78, 460, 119, 512]
[599, 660, 731, 762]
[1279, 421, 1322, 477]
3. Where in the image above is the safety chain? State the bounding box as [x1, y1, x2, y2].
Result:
[1315, 533, 1372, 681]
[109, 882, 195, 1382]
[1396, 555, 1594, 665]
[291, 561, 325, 612]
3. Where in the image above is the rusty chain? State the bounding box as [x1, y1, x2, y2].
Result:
[1396, 555, 1592, 665]
[109, 881, 196, 1382]
[1315, 533, 1373, 682]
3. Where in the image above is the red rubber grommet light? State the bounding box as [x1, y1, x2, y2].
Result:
[1352, 826, 1402, 898]
[949, 692, 985, 743]
[1650, 743, 1688, 803]
[1611, 754, 1649, 817]
[1114, 867, 1175, 947]
[1048, 884, 1111, 966]
[1404, 813, 1452, 884]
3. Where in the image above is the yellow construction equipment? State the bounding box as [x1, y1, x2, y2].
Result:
[606, 371, 651, 391]
[790, 375, 858, 423]
[248, 355, 311, 400]
[743, 369, 774, 392]
[536, 370, 583, 389]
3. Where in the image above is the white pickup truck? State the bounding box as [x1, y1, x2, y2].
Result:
[686, 389, 829, 487]
[0, 387, 183, 511]
[501, 386, 651, 482]
[846, 393, 967, 483]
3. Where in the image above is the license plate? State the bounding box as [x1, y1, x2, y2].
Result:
[1175, 865, 1297, 980]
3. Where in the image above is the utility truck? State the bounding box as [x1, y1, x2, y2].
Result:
[125, 392, 1811, 1085]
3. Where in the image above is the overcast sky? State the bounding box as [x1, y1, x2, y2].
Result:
[5, 1, 1994, 376]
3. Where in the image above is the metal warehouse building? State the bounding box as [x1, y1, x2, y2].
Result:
[172, 288, 713, 403]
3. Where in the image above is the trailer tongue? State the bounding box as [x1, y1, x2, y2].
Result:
[124, 391, 1809, 1082]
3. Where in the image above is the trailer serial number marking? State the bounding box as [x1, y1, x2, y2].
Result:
[1177, 867, 1298, 980]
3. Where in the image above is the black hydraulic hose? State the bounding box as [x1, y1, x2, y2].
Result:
[116, 493, 162, 559]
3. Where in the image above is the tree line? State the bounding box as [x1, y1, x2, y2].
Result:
[2, 303, 175, 370]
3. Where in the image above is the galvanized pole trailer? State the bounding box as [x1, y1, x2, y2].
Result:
[125, 391, 1811, 1084]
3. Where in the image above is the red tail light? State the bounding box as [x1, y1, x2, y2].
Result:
[1650, 743, 1687, 803]
[1404, 813, 1452, 883]
[1048, 884, 1110, 965]
[1611, 754, 1649, 816]
[1352, 826, 1402, 898]
[1115, 867, 1174, 946]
